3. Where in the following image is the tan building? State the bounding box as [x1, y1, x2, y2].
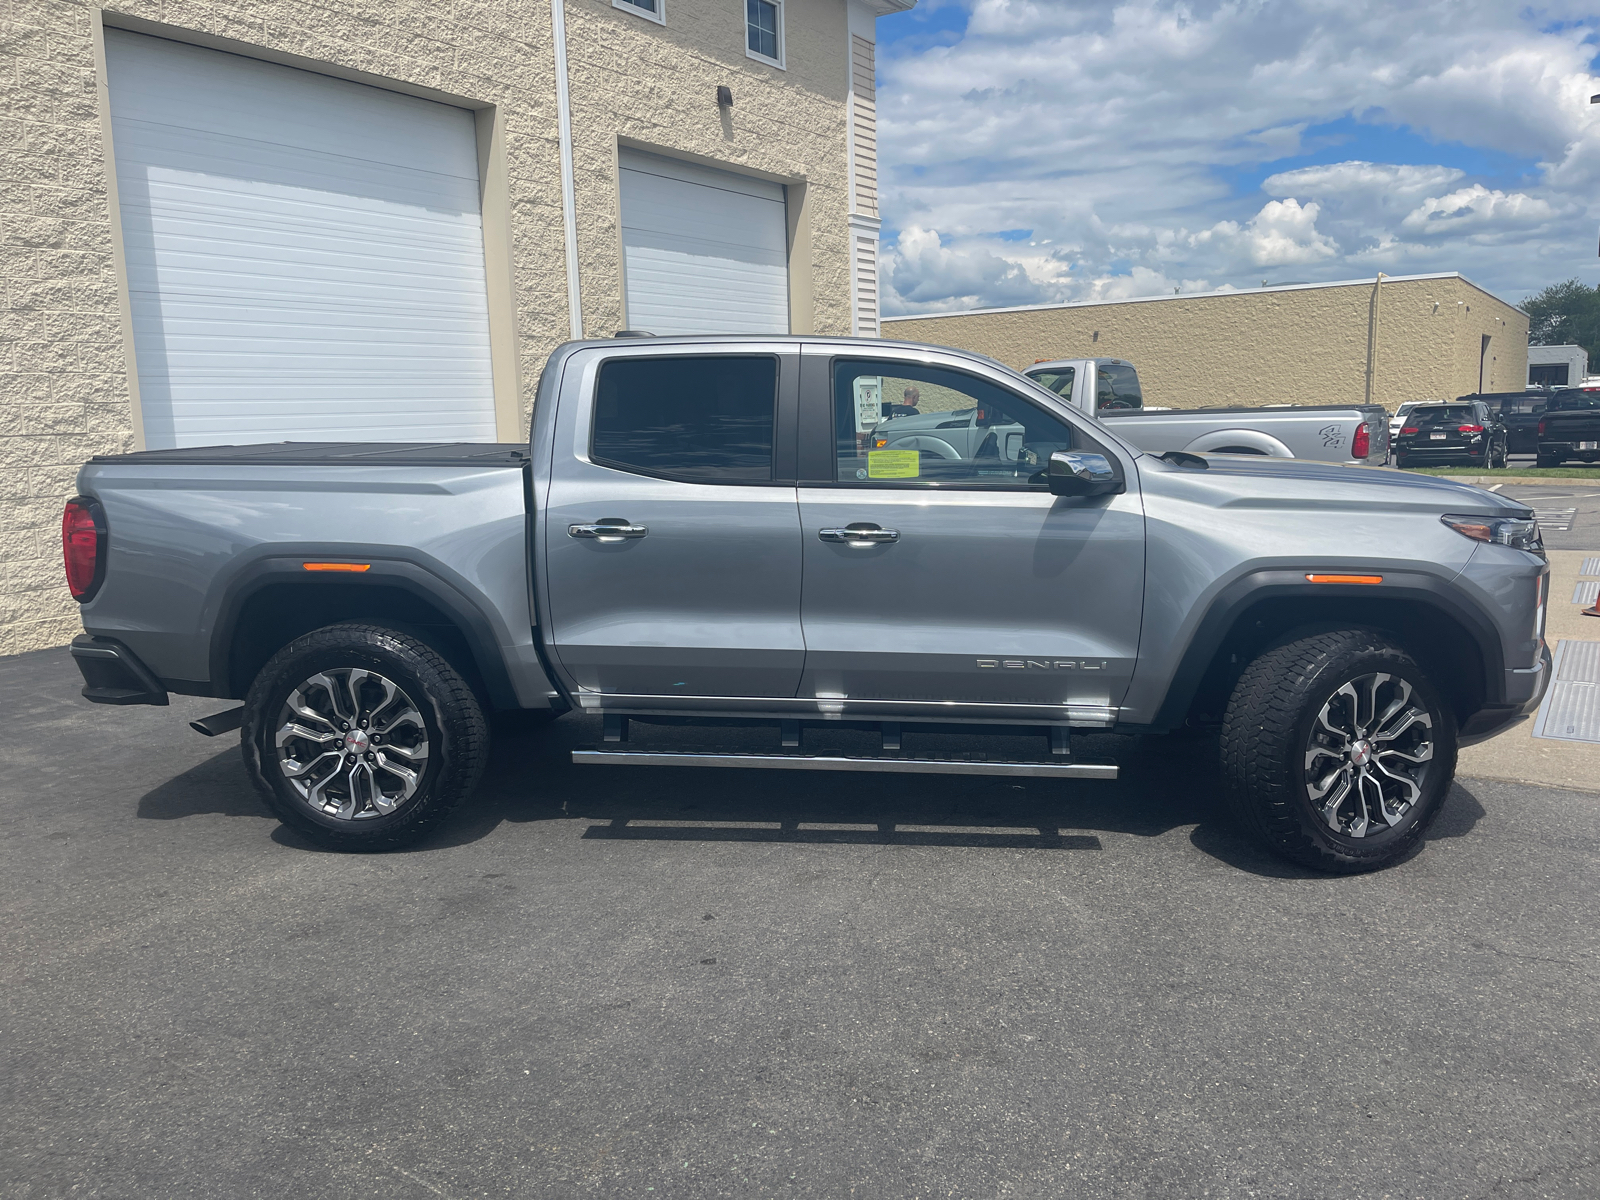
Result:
[0, 0, 909, 655]
[884, 272, 1528, 414]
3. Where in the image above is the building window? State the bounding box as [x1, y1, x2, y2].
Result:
[614, 0, 665, 25]
[746, 0, 783, 67]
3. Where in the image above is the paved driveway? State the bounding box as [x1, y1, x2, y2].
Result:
[4, 648, 1598, 1199]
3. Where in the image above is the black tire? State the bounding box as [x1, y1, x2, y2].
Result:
[1536, 454, 1560, 468]
[1220, 630, 1457, 873]
[242, 622, 489, 851]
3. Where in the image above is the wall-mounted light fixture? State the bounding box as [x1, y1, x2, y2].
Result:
[717, 85, 733, 108]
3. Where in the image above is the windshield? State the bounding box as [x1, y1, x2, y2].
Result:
[1031, 368, 1075, 397]
[1410, 405, 1478, 427]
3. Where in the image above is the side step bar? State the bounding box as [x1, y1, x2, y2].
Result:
[573, 748, 1117, 780]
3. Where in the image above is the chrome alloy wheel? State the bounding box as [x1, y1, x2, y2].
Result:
[1303, 672, 1435, 838]
[274, 669, 430, 820]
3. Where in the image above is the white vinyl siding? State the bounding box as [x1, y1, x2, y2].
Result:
[104, 30, 496, 449]
[852, 228, 879, 337]
[619, 150, 789, 336]
[850, 34, 878, 218]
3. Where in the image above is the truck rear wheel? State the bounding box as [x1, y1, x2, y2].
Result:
[242, 622, 489, 851]
[1220, 630, 1457, 873]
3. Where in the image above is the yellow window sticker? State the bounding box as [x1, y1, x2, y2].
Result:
[867, 450, 920, 479]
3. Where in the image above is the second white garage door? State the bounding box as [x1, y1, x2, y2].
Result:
[105, 30, 497, 448]
[619, 151, 790, 336]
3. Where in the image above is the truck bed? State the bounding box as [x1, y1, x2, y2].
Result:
[1100, 404, 1384, 418]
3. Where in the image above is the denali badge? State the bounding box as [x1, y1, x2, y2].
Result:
[977, 659, 1107, 670]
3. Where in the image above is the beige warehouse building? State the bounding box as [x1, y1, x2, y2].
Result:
[1, 0, 909, 655]
[883, 272, 1528, 413]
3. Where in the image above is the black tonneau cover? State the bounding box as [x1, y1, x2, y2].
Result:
[89, 442, 530, 468]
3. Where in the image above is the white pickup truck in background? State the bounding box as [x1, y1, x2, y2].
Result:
[1022, 358, 1390, 464]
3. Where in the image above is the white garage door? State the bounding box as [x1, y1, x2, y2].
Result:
[619, 150, 789, 336]
[105, 31, 496, 448]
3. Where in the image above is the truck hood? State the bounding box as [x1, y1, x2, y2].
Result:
[1143, 454, 1532, 516]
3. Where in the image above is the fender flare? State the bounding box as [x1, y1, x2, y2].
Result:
[1147, 567, 1506, 731]
[1180, 428, 1294, 457]
[204, 550, 521, 708]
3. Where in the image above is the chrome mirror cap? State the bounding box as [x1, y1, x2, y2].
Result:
[1047, 451, 1125, 497]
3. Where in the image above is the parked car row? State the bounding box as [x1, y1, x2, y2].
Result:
[1389, 383, 1600, 469]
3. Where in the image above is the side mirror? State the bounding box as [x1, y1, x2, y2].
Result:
[1047, 451, 1125, 497]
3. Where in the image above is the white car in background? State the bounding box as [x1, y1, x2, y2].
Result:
[1390, 401, 1424, 445]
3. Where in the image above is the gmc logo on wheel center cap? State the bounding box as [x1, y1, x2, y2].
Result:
[977, 659, 1108, 670]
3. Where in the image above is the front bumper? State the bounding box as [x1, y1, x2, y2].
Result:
[70, 634, 169, 706]
[1458, 641, 1552, 747]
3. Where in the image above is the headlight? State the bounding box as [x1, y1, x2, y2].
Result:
[1441, 513, 1544, 555]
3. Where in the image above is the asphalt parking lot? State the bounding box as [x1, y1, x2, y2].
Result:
[5, 646, 1599, 1199]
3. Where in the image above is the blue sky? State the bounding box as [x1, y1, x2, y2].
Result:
[871, 0, 1600, 315]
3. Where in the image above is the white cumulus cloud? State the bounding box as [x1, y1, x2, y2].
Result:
[1400, 184, 1560, 235]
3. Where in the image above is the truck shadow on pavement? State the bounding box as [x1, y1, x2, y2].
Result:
[427, 716, 1489, 878]
[134, 713, 1486, 879]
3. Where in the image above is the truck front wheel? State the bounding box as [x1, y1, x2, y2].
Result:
[1220, 630, 1457, 872]
[242, 622, 489, 851]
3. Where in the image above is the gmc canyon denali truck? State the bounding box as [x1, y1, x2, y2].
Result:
[64, 335, 1549, 873]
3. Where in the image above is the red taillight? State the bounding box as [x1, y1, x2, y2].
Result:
[1538, 419, 1547, 437]
[62, 498, 103, 602]
[1400, 426, 1420, 435]
[1352, 424, 1371, 458]
[1458, 425, 1484, 434]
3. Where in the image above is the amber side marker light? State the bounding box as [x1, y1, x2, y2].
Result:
[1306, 573, 1383, 585]
[303, 562, 371, 572]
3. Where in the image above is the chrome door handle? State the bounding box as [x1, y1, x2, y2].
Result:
[569, 519, 648, 542]
[819, 523, 899, 546]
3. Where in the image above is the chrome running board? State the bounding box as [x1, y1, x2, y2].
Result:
[572, 748, 1117, 780]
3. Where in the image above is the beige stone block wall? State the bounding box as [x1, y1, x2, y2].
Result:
[1, 0, 129, 656]
[882, 275, 1529, 415]
[1, 0, 856, 655]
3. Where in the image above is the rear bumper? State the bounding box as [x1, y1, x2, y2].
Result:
[1394, 444, 1489, 463]
[1537, 441, 1600, 459]
[70, 635, 169, 706]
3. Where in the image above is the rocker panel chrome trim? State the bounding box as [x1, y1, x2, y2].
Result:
[572, 749, 1119, 779]
[572, 691, 1119, 727]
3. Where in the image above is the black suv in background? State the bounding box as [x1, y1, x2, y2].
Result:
[1393, 399, 1507, 469]
[1460, 389, 1550, 455]
[1536, 387, 1600, 466]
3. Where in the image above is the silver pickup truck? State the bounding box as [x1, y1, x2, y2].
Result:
[1018, 358, 1390, 463]
[64, 335, 1548, 873]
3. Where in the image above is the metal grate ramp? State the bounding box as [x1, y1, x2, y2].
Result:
[1583, 557, 1600, 577]
[1531, 639, 1600, 743]
[1572, 582, 1600, 606]
[1536, 509, 1576, 531]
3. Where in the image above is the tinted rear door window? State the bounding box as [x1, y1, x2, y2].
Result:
[592, 355, 777, 483]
